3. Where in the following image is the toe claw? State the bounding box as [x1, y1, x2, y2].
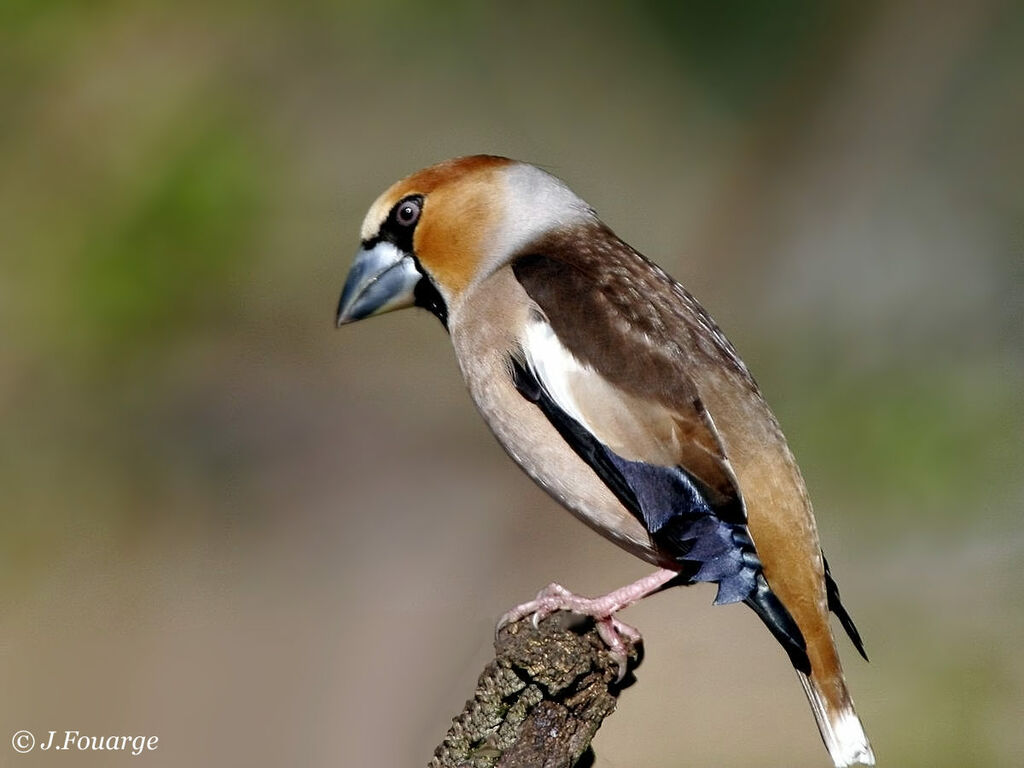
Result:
[499, 581, 648, 680]
[608, 650, 629, 683]
[496, 606, 528, 638]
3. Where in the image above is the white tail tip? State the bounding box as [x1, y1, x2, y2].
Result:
[798, 672, 875, 766]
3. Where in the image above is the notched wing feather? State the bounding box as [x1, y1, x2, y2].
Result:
[512, 354, 806, 671]
[509, 355, 811, 675]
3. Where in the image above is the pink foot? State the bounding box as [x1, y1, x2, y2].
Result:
[496, 568, 679, 681]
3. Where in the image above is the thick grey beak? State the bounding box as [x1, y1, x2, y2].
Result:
[336, 242, 421, 326]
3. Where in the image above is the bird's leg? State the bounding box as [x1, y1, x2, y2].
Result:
[497, 568, 679, 680]
[498, 568, 679, 628]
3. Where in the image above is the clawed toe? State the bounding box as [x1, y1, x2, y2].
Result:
[595, 616, 642, 682]
[496, 583, 644, 680]
[496, 582, 573, 636]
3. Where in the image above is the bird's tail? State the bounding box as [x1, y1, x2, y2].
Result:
[797, 670, 875, 767]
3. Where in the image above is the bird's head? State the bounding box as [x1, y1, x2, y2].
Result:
[337, 155, 594, 328]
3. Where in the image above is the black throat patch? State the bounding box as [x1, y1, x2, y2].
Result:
[412, 259, 448, 329]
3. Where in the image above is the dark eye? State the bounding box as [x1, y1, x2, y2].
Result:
[395, 198, 421, 227]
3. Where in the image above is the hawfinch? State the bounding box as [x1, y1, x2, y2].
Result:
[336, 155, 874, 767]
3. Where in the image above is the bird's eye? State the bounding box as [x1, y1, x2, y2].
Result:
[395, 198, 421, 227]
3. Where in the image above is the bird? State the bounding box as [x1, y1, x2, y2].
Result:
[336, 155, 874, 767]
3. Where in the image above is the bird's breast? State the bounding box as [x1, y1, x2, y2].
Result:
[448, 268, 659, 564]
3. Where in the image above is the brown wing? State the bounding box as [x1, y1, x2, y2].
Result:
[511, 223, 753, 521]
[510, 224, 813, 672]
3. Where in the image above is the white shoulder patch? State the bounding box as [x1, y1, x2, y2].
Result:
[521, 316, 596, 433]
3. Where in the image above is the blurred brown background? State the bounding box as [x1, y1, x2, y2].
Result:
[2, 1, 1022, 766]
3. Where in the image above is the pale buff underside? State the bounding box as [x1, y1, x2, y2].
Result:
[450, 268, 659, 563]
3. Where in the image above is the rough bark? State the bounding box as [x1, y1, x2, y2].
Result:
[428, 613, 641, 768]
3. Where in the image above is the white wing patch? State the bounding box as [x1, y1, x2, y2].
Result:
[520, 315, 686, 464]
[522, 316, 597, 433]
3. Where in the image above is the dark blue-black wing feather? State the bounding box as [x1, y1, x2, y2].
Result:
[823, 554, 869, 661]
[510, 357, 811, 674]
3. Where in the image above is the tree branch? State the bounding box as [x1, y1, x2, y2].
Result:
[428, 613, 642, 768]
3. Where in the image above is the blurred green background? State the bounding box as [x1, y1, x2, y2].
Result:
[2, 1, 1022, 766]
